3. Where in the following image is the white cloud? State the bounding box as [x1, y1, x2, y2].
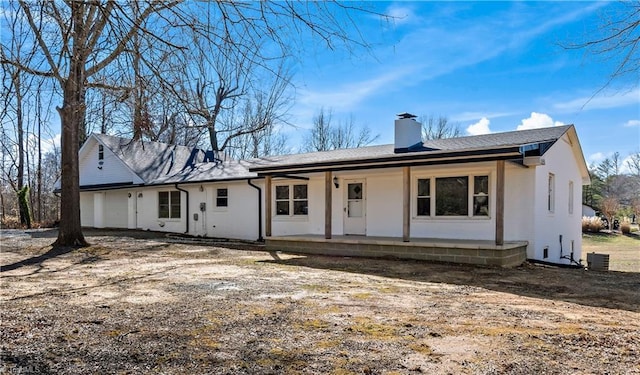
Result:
[620, 154, 635, 175]
[466, 117, 491, 135]
[39, 134, 61, 155]
[554, 88, 640, 112]
[624, 119, 640, 127]
[516, 112, 565, 131]
[385, 4, 417, 26]
[588, 152, 606, 164]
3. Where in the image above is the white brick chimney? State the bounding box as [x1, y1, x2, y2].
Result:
[394, 113, 422, 152]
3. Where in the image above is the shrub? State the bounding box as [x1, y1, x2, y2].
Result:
[621, 220, 631, 234]
[582, 216, 604, 233]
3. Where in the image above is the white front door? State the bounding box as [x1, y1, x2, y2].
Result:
[344, 180, 366, 235]
[135, 192, 143, 229]
[127, 191, 137, 229]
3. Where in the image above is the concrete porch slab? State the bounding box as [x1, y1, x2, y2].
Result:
[266, 235, 528, 267]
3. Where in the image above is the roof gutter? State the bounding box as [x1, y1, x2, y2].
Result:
[255, 151, 522, 175]
[249, 146, 522, 174]
[174, 183, 189, 234]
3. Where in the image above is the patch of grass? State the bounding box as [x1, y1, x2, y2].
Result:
[348, 316, 397, 339]
[315, 339, 341, 349]
[408, 341, 434, 355]
[351, 292, 372, 300]
[297, 318, 330, 330]
[378, 285, 401, 294]
[582, 232, 640, 272]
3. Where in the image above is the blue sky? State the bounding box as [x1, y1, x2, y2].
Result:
[285, 1, 639, 172]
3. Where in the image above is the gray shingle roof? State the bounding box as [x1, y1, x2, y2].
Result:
[249, 125, 573, 171]
[93, 134, 256, 185]
[92, 125, 574, 185]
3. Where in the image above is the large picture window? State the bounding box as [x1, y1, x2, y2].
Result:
[436, 176, 469, 216]
[416, 174, 489, 217]
[275, 184, 308, 216]
[159, 191, 181, 219]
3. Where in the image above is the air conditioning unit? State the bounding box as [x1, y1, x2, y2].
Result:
[587, 252, 609, 271]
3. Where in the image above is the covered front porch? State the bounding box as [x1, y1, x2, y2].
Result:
[266, 235, 528, 267]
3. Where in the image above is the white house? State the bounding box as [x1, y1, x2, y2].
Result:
[66, 114, 590, 267]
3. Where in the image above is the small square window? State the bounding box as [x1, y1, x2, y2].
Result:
[216, 188, 228, 207]
[274, 184, 308, 216]
[159, 191, 181, 219]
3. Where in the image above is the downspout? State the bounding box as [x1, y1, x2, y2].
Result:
[247, 178, 264, 242]
[174, 183, 189, 234]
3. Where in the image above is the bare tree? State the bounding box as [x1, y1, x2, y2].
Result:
[601, 197, 620, 232]
[419, 115, 462, 140]
[2, 1, 382, 246]
[563, 1, 639, 91]
[303, 108, 379, 152]
[626, 152, 640, 177]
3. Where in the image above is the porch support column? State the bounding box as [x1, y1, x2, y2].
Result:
[325, 171, 332, 239]
[265, 175, 272, 237]
[402, 166, 410, 242]
[495, 160, 505, 246]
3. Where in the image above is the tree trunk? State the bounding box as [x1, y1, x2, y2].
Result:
[13, 72, 30, 227]
[55, 81, 88, 246]
[54, 29, 88, 246]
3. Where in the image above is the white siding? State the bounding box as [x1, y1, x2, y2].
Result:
[93, 193, 105, 228]
[80, 192, 94, 227]
[79, 139, 142, 186]
[504, 163, 536, 248]
[203, 182, 261, 241]
[104, 191, 129, 228]
[531, 135, 583, 265]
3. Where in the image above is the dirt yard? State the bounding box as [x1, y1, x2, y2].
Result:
[1, 229, 639, 374]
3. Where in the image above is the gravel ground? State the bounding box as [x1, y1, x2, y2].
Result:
[1, 228, 639, 374]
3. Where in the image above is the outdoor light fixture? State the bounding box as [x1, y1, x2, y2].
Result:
[333, 176, 339, 188]
[199, 185, 204, 192]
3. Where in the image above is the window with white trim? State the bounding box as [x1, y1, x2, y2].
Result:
[159, 191, 181, 218]
[275, 184, 308, 216]
[416, 174, 489, 217]
[473, 175, 489, 216]
[98, 144, 104, 160]
[436, 176, 469, 216]
[568, 181, 574, 214]
[216, 188, 228, 207]
[416, 179, 431, 216]
[548, 173, 555, 213]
